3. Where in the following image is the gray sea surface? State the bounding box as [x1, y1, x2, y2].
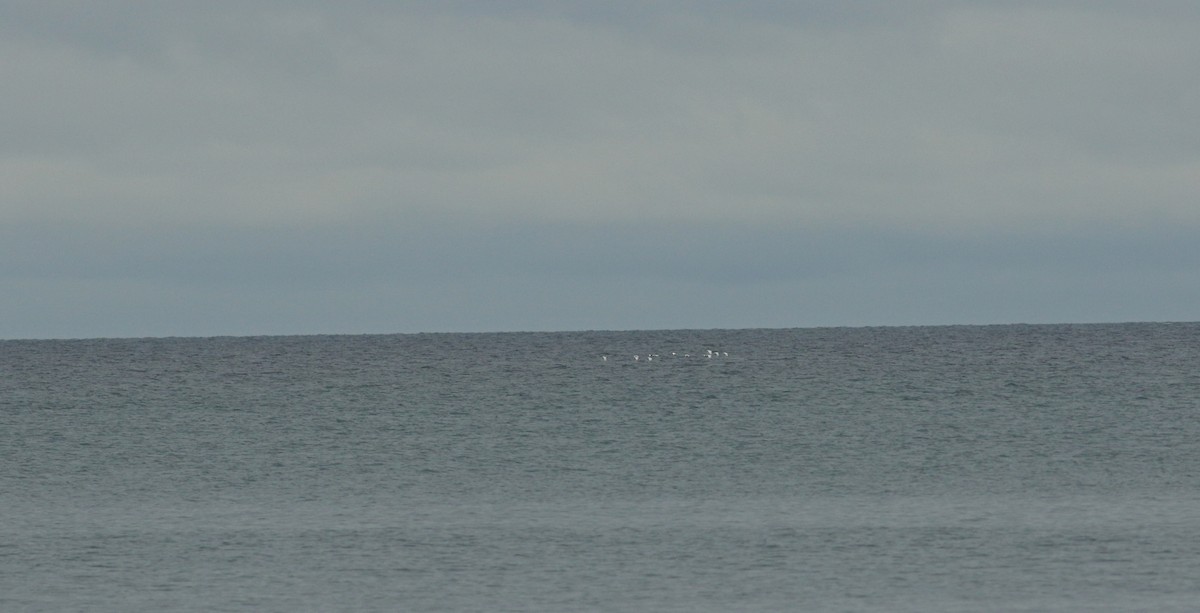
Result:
[3, 323, 1200, 611]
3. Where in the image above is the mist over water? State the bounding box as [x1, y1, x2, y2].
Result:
[4, 323, 1200, 611]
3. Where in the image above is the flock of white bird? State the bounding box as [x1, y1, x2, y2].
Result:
[602, 349, 728, 362]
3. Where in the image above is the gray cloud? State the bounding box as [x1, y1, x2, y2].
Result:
[2, 1, 1198, 337]
[3, 216, 1196, 337]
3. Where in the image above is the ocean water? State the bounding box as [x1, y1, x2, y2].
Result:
[3, 323, 1200, 612]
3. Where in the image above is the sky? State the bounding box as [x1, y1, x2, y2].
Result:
[3, 1, 1199, 338]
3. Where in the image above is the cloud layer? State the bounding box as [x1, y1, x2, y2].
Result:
[3, 2, 1198, 337]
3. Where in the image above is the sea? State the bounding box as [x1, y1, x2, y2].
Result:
[3, 323, 1199, 612]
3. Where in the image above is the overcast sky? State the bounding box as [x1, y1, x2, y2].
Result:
[3, 1, 1198, 338]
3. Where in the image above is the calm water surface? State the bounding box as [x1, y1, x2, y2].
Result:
[3, 323, 1199, 611]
